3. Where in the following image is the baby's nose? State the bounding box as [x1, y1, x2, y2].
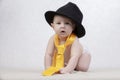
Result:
[60, 23, 65, 27]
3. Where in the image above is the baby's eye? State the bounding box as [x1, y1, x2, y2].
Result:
[65, 22, 71, 25]
[56, 22, 61, 24]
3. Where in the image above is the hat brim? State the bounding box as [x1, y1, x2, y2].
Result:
[45, 11, 86, 38]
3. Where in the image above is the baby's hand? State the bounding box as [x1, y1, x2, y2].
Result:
[60, 68, 71, 74]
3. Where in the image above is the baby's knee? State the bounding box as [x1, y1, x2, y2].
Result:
[76, 65, 89, 72]
[80, 66, 89, 72]
[76, 53, 91, 72]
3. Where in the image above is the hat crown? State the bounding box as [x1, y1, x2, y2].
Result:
[56, 2, 83, 23]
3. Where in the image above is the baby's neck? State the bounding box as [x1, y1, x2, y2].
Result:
[58, 36, 67, 45]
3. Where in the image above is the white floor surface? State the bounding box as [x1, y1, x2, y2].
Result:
[0, 68, 120, 80]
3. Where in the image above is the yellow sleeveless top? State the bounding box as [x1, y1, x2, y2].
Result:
[42, 33, 76, 76]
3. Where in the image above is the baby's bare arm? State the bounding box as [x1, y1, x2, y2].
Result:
[60, 37, 83, 73]
[44, 35, 55, 69]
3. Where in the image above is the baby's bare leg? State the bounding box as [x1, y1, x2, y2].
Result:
[75, 51, 91, 72]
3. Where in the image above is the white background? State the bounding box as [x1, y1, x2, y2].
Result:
[0, 0, 120, 70]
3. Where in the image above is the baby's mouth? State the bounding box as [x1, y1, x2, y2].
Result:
[60, 30, 66, 33]
[61, 30, 65, 33]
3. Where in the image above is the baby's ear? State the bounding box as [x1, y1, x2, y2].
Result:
[50, 23, 54, 27]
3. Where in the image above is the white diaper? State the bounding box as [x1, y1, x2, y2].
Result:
[82, 43, 90, 54]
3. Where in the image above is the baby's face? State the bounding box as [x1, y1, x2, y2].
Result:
[51, 15, 75, 38]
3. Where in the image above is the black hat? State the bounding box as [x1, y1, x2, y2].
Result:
[45, 2, 85, 38]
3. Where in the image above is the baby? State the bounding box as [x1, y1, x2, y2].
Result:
[42, 2, 91, 76]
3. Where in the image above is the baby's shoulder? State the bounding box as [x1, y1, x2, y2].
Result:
[47, 35, 55, 44]
[72, 37, 83, 47]
[49, 34, 55, 40]
[73, 36, 80, 43]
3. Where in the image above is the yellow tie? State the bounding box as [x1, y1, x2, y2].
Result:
[42, 33, 76, 76]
